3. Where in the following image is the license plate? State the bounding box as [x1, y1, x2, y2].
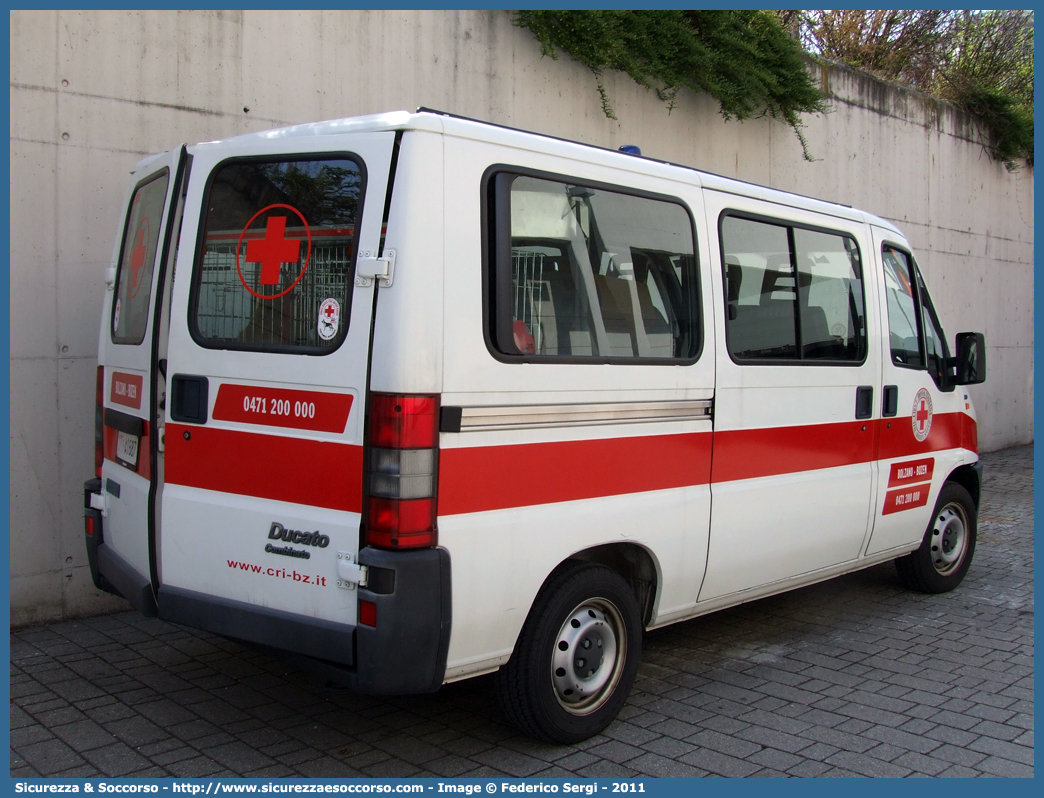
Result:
[116, 430, 139, 469]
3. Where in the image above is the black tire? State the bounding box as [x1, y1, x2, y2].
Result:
[494, 563, 642, 744]
[895, 482, 977, 593]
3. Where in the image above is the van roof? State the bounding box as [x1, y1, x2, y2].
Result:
[192, 108, 902, 236]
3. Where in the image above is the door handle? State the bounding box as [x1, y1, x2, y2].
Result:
[855, 386, 874, 420]
[170, 374, 209, 424]
[882, 385, 898, 417]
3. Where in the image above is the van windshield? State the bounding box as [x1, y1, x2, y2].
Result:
[191, 156, 364, 353]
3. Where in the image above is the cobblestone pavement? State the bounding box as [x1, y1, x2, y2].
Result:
[11, 446, 1033, 779]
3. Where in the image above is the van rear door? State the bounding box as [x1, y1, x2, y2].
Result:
[95, 147, 188, 612]
[157, 132, 397, 660]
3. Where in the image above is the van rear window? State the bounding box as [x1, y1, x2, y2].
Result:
[190, 156, 364, 353]
[112, 170, 169, 345]
[488, 172, 700, 362]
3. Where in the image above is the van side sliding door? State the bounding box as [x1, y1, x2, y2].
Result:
[700, 192, 880, 601]
[436, 144, 716, 675]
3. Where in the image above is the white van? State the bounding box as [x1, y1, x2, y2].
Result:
[85, 110, 986, 743]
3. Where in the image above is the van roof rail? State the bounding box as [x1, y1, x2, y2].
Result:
[414, 107, 851, 210]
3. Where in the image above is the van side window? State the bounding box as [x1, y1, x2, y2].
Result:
[190, 156, 364, 353]
[916, 268, 954, 391]
[112, 170, 169, 345]
[489, 173, 700, 361]
[881, 246, 924, 369]
[721, 214, 866, 363]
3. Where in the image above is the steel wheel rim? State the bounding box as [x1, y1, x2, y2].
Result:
[551, 598, 627, 716]
[930, 502, 968, 575]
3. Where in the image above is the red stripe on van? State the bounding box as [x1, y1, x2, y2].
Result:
[961, 413, 979, 455]
[877, 412, 969, 460]
[712, 413, 970, 484]
[437, 412, 974, 516]
[438, 431, 712, 516]
[161, 412, 973, 516]
[711, 420, 873, 484]
[165, 424, 363, 512]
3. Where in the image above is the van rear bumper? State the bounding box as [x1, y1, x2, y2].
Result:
[157, 584, 357, 665]
[84, 479, 451, 694]
[155, 547, 451, 694]
[355, 546, 452, 694]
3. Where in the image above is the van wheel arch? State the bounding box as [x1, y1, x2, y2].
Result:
[946, 464, 981, 509]
[495, 561, 642, 742]
[561, 543, 658, 627]
[895, 481, 977, 594]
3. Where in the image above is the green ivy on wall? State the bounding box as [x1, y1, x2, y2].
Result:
[514, 10, 826, 160]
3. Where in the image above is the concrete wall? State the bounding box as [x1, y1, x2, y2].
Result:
[9, 10, 1033, 626]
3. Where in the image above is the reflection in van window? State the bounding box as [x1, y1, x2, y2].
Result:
[722, 217, 796, 359]
[922, 299, 950, 387]
[882, 246, 924, 369]
[917, 268, 952, 389]
[794, 228, 866, 361]
[112, 171, 169, 345]
[192, 158, 362, 352]
[492, 175, 699, 360]
[721, 215, 866, 363]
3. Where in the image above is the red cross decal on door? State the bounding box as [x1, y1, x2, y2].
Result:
[323, 303, 337, 319]
[235, 204, 312, 301]
[245, 216, 301, 285]
[916, 399, 930, 432]
[129, 227, 147, 288]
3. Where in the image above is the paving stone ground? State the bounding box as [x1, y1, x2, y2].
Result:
[11, 446, 1033, 779]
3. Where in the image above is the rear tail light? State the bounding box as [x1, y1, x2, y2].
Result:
[365, 393, 439, 549]
[369, 448, 435, 499]
[85, 514, 95, 537]
[95, 366, 104, 477]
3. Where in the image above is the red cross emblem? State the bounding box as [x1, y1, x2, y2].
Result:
[317, 298, 340, 341]
[127, 217, 150, 298]
[911, 388, 933, 442]
[245, 216, 300, 285]
[916, 400, 929, 432]
[235, 204, 312, 300]
[130, 229, 146, 286]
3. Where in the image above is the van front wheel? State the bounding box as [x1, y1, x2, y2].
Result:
[895, 482, 977, 593]
[495, 564, 641, 744]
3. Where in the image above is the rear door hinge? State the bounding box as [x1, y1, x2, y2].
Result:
[336, 551, 368, 589]
[355, 249, 395, 288]
[89, 492, 108, 517]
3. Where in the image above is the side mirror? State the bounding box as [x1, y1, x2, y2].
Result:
[955, 332, 986, 385]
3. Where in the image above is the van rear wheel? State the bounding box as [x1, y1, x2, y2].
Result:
[494, 563, 641, 744]
[895, 482, 977, 593]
